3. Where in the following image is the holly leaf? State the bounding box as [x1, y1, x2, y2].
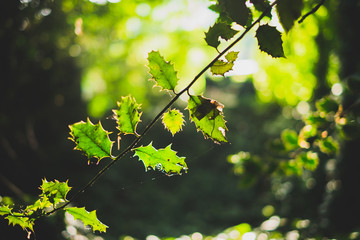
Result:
[113, 95, 142, 136]
[219, 0, 252, 27]
[162, 109, 185, 136]
[66, 207, 108, 233]
[0, 205, 12, 216]
[5, 213, 34, 231]
[133, 143, 187, 176]
[69, 118, 114, 163]
[40, 179, 71, 205]
[205, 22, 238, 49]
[276, 0, 304, 32]
[256, 24, 285, 58]
[210, 51, 239, 76]
[187, 95, 228, 143]
[147, 51, 179, 93]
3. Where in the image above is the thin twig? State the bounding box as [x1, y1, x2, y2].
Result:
[44, 0, 278, 217]
[298, 0, 325, 24]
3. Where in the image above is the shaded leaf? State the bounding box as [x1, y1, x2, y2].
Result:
[250, 0, 271, 16]
[276, 0, 304, 32]
[133, 143, 187, 176]
[205, 22, 238, 49]
[69, 118, 114, 163]
[187, 95, 228, 143]
[66, 207, 108, 233]
[162, 109, 185, 136]
[113, 95, 142, 136]
[256, 24, 285, 58]
[316, 97, 339, 113]
[210, 51, 239, 76]
[40, 179, 71, 205]
[219, 0, 251, 27]
[147, 51, 179, 93]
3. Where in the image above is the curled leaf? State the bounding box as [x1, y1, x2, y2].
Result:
[113, 95, 142, 136]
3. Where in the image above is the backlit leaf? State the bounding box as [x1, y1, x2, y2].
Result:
[205, 22, 238, 49]
[0, 205, 12, 216]
[66, 207, 108, 233]
[187, 95, 228, 143]
[40, 179, 71, 205]
[276, 0, 304, 32]
[162, 109, 185, 136]
[210, 51, 239, 76]
[317, 137, 339, 154]
[281, 129, 298, 151]
[6, 213, 34, 231]
[133, 143, 187, 176]
[256, 24, 285, 58]
[69, 118, 114, 163]
[219, 0, 251, 27]
[147, 51, 179, 93]
[113, 95, 142, 136]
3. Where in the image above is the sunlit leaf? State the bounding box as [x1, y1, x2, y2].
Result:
[40, 179, 71, 205]
[281, 129, 298, 151]
[187, 95, 228, 143]
[256, 24, 285, 58]
[162, 109, 185, 136]
[276, 0, 304, 32]
[205, 22, 238, 49]
[0, 205, 12, 216]
[317, 137, 339, 154]
[210, 51, 239, 76]
[316, 97, 339, 113]
[147, 51, 179, 93]
[6, 213, 34, 231]
[133, 142, 187, 176]
[69, 118, 114, 163]
[66, 207, 108, 233]
[218, 0, 252, 27]
[297, 151, 319, 171]
[113, 95, 142, 136]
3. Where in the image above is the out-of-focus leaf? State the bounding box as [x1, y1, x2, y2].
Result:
[147, 51, 179, 93]
[162, 109, 185, 136]
[66, 207, 108, 233]
[281, 129, 298, 151]
[316, 97, 339, 113]
[210, 51, 239, 76]
[339, 122, 360, 140]
[256, 24, 285, 58]
[305, 114, 329, 128]
[40, 179, 71, 205]
[297, 151, 319, 171]
[133, 143, 187, 176]
[276, 0, 304, 32]
[69, 118, 114, 163]
[187, 95, 227, 143]
[219, 0, 252, 27]
[0, 205, 12, 216]
[298, 125, 317, 149]
[113, 95, 142, 136]
[205, 22, 238, 49]
[317, 137, 339, 154]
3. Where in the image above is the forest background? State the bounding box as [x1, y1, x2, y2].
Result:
[1, 0, 360, 239]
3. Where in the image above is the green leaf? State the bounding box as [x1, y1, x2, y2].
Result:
[66, 207, 108, 233]
[0, 205, 12, 216]
[113, 95, 142, 136]
[205, 22, 238, 49]
[276, 0, 304, 32]
[187, 95, 228, 143]
[316, 97, 339, 113]
[133, 143, 187, 176]
[69, 118, 114, 163]
[256, 24, 285, 58]
[40, 179, 71, 205]
[219, 0, 251, 27]
[297, 151, 319, 171]
[147, 51, 179, 93]
[6, 213, 34, 231]
[281, 129, 298, 151]
[317, 137, 339, 154]
[210, 51, 239, 76]
[250, 0, 271, 16]
[162, 109, 185, 136]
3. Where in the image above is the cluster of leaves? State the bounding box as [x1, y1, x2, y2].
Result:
[0, 179, 107, 235]
[228, 75, 360, 186]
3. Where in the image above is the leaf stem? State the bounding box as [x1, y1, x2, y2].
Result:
[43, 0, 278, 217]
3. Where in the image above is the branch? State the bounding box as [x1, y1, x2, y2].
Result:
[44, 0, 279, 217]
[298, 0, 325, 24]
